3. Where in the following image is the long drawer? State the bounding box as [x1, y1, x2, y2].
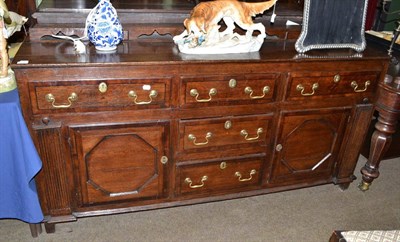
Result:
[287, 71, 380, 100]
[29, 78, 171, 113]
[176, 156, 264, 196]
[178, 114, 273, 156]
[180, 74, 279, 107]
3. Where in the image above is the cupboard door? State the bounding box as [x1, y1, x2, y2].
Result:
[70, 123, 169, 205]
[269, 109, 350, 185]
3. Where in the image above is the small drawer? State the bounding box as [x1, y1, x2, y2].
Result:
[287, 71, 380, 100]
[179, 114, 272, 152]
[176, 156, 263, 196]
[30, 78, 171, 113]
[180, 74, 278, 107]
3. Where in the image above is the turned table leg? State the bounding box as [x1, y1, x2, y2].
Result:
[359, 80, 400, 191]
[359, 113, 398, 191]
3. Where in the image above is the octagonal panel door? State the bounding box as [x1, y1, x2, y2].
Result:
[70, 123, 169, 205]
[269, 108, 350, 186]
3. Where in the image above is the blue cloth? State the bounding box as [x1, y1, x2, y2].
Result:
[0, 89, 44, 223]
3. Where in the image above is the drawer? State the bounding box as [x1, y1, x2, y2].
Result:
[29, 78, 171, 113]
[180, 74, 278, 107]
[179, 114, 272, 153]
[286, 71, 380, 100]
[176, 156, 263, 196]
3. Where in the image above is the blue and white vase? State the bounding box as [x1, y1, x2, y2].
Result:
[86, 0, 123, 51]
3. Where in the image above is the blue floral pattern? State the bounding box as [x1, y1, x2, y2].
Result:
[87, 0, 123, 51]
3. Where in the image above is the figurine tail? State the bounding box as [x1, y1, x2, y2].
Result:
[241, 0, 277, 17]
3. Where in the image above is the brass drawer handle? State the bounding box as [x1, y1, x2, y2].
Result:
[240, 128, 263, 141]
[351, 80, 370, 93]
[244, 86, 270, 99]
[128, 90, 158, 105]
[45, 92, 78, 108]
[185, 176, 208, 188]
[296, 83, 319, 96]
[188, 132, 212, 146]
[235, 169, 256, 182]
[190, 88, 217, 102]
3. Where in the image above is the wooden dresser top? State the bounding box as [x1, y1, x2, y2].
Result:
[11, 39, 389, 68]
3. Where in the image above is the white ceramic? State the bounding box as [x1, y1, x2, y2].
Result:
[0, 68, 17, 93]
[86, 0, 123, 51]
[175, 33, 265, 55]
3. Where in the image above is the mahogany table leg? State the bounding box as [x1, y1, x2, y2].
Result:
[359, 112, 398, 191]
[359, 81, 400, 191]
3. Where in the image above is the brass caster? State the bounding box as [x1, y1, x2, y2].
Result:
[358, 181, 370, 192]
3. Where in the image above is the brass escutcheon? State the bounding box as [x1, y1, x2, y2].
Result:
[224, 120, 232, 130]
[98, 82, 108, 93]
[229, 79, 237, 88]
[160, 156, 168, 164]
[333, 74, 341, 83]
[220, 162, 227, 169]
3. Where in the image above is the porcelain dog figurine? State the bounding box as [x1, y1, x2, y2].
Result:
[173, 0, 277, 48]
